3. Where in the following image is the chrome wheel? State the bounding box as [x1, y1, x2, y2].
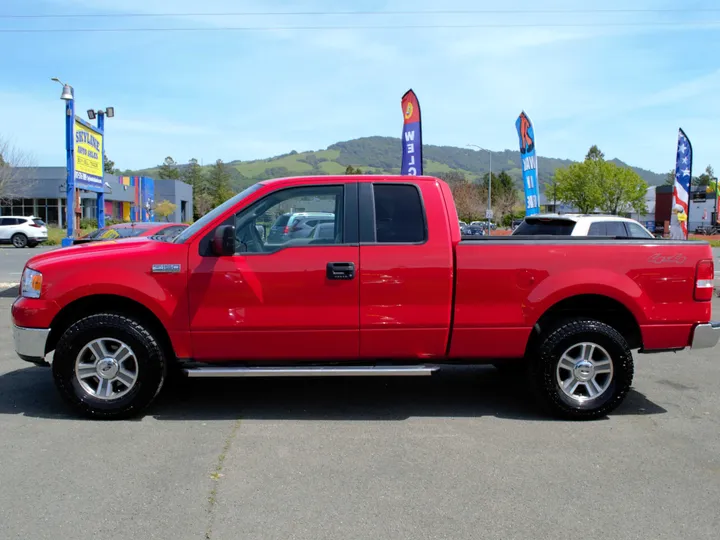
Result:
[74, 338, 139, 400]
[555, 342, 613, 404]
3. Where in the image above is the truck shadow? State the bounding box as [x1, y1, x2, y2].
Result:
[0, 365, 667, 422]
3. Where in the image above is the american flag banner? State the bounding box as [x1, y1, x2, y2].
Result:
[673, 128, 693, 238]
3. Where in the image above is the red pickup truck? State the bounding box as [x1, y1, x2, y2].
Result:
[12, 175, 720, 420]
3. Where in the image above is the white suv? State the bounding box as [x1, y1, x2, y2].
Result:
[0, 216, 48, 248]
[512, 214, 654, 238]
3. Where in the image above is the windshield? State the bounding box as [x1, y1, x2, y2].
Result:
[173, 183, 263, 243]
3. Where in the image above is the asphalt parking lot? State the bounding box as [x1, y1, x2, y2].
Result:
[1, 243, 720, 539]
[1, 295, 719, 539]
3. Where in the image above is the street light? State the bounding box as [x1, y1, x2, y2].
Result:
[467, 144, 492, 234]
[51, 77, 74, 101]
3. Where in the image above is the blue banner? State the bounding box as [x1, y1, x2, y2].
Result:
[516, 111, 540, 215]
[401, 89, 422, 175]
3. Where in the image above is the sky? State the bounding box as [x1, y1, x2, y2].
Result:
[0, 0, 718, 174]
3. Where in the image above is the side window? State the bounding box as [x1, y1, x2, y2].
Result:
[0, 218, 9, 226]
[157, 226, 183, 237]
[234, 185, 343, 254]
[605, 222, 627, 237]
[587, 222, 606, 236]
[626, 222, 652, 238]
[373, 184, 426, 243]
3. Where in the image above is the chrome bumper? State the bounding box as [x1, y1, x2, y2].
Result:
[13, 325, 50, 365]
[691, 322, 720, 350]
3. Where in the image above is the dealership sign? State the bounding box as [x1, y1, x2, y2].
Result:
[73, 117, 103, 190]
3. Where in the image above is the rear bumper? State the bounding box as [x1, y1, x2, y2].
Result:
[691, 322, 720, 349]
[13, 325, 50, 365]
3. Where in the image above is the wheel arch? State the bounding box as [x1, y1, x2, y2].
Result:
[46, 294, 175, 362]
[526, 294, 642, 355]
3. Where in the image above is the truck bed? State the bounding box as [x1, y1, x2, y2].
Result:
[450, 237, 713, 358]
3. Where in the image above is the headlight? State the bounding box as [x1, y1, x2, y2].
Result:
[21, 268, 43, 299]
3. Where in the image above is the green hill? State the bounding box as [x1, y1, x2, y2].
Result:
[129, 136, 665, 193]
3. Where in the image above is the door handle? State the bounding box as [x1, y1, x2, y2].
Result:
[326, 262, 355, 280]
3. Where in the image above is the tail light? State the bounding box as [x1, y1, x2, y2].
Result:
[283, 226, 290, 234]
[694, 259, 714, 301]
[30, 224, 41, 228]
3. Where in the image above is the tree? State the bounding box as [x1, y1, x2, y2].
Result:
[194, 192, 214, 217]
[585, 145, 605, 161]
[207, 159, 234, 207]
[183, 158, 209, 219]
[554, 161, 604, 214]
[103, 154, 116, 174]
[664, 169, 676, 186]
[438, 170, 466, 185]
[158, 156, 180, 180]
[154, 199, 177, 222]
[345, 165, 363, 175]
[693, 164, 715, 187]
[597, 162, 647, 214]
[0, 135, 35, 202]
[554, 157, 647, 214]
[449, 180, 485, 222]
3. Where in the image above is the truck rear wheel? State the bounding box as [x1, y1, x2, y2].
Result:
[531, 319, 634, 420]
[52, 314, 167, 419]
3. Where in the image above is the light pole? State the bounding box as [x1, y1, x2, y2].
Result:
[87, 107, 114, 228]
[51, 77, 76, 246]
[467, 144, 492, 234]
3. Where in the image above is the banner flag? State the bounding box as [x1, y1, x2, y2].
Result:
[515, 111, 540, 216]
[401, 89, 422, 175]
[673, 128, 693, 238]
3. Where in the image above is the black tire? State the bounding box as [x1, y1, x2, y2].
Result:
[52, 314, 167, 420]
[530, 319, 634, 420]
[11, 233, 28, 248]
[28, 241, 38, 248]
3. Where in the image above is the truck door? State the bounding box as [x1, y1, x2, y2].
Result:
[187, 182, 360, 361]
[358, 180, 454, 359]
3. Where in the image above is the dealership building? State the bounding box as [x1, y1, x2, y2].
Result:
[0, 167, 192, 226]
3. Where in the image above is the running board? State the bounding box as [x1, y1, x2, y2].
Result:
[183, 365, 439, 378]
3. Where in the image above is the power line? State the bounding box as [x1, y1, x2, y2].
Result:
[2, 8, 720, 19]
[0, 22, 718, 33]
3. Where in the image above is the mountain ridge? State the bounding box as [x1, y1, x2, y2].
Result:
[128, 136, 665, 192]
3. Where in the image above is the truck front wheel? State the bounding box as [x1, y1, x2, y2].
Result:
[531, 319, 634, 420]
[52, 314, 167, 419]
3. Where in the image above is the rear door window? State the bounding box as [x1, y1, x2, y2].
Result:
[626, 222, 653, 238]
[372, 184, 426, 243]
[588, 222, 606, 236]
[605, 222, 627, 237]
[514, 218, 575, 235]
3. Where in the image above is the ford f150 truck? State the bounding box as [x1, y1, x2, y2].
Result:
[12, 175, 720, 420]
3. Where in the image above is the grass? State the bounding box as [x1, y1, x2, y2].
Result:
[46, 227, 94, 246]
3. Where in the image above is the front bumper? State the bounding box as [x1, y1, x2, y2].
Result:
[691, 322, 720, 349]
[13, 325, 50, 365]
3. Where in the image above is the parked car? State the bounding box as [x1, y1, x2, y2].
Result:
[0, 216, 48, 248]
[73, 222, 188, 245]
[309, 222, 336, 241]
[266, 212, 335, 244]
[461, 225, 485, 236]
[512, 214, 654, 238]
[12, 175, 720, 421]
[470, 221, 497, 230]
[458, 220, 467, 229]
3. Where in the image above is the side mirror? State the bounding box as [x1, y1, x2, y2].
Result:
[212, 225, 235, 256]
